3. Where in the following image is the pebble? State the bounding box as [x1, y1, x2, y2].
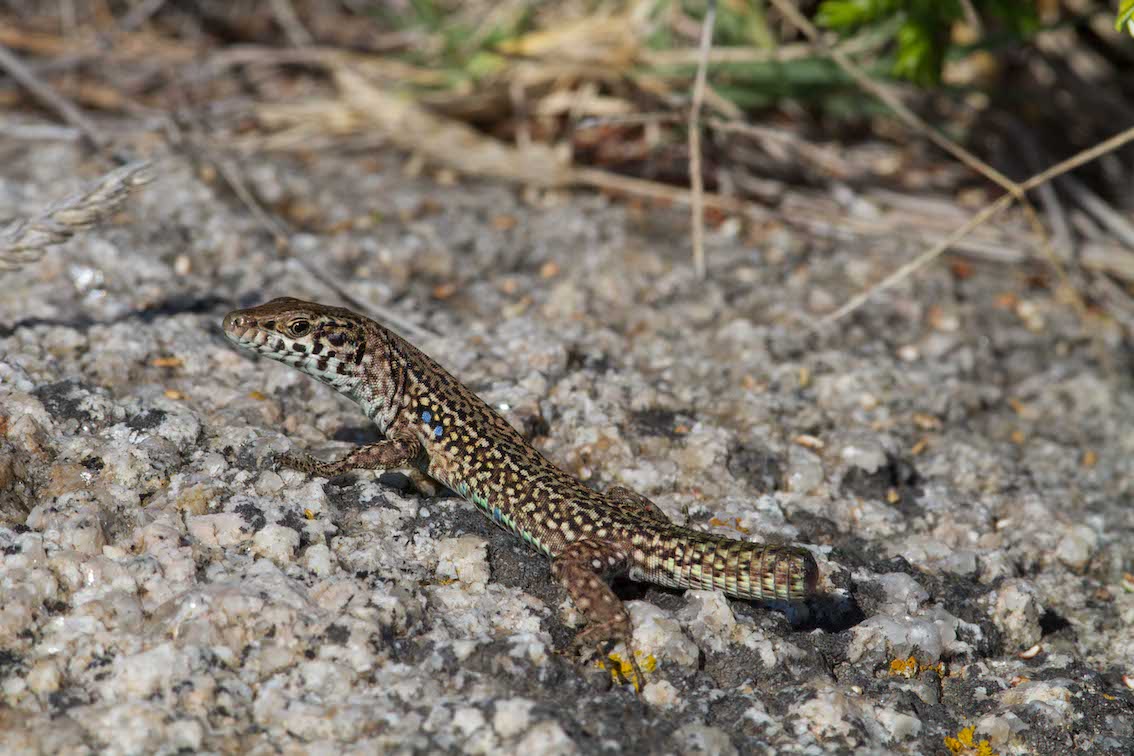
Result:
[990, 579, 1044, 650]
[252, 523, 300, 562]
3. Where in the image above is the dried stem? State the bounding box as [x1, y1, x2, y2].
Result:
[0, 161, 153, 272]
[0, 40, 105, 150]
[689, 0, 715, 280]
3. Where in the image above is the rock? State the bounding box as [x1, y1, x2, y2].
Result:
[251, 523, 300, 563]
[1055, 524, 1098, 572]
[434, 536, 490, 590]
[989, 579, 1043, 650]
[493, 698, 535, 739]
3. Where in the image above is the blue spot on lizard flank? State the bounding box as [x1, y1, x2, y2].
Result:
[434, 425, 443, 438]
[421, 410, 431, 423]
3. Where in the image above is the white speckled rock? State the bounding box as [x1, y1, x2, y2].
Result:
[452, 705, 487, 737]
[302, 543, 336, 576]
[102, 643, 184, 699]
[3, 138, 1133, 755]
[25, 658, 61, 694]
[976, 711, 1028, 750]
[629, 602, 699, 669]
[786, 446, 824, 494]
[515, 720, 577, 756]
[849, 611, 955, 665]
[839, 433, 888, 473]
[874, 706, 922, 741]
[435, 535, 491, 590]
[1055, 524, 1098, 572]
[1000, 679, 1074, 725]
[28, 498, 106, 554]
[677, 590, 737, 653]
[892, 534, 979, 577]
[187, 512, 251, 547]
[989, 579, 1043, 650]
[252, 523, 300, 563]
[869, 571, 929, 614]
[643, 679, 682, 708]
[672, 723, 737, 756]
[792, 688, 858, 741]
[493, 698, 535, 738]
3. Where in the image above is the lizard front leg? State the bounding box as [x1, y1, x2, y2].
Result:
[279, 426, 422, 478]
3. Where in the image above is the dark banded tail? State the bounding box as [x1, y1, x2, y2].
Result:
[653, 535, 818, 601]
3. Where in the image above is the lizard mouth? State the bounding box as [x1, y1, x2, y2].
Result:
[222, 311, 275, 352]
[223, 324, 265, 347]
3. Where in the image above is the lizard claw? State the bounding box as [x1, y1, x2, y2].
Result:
[574, 635, 646, 692]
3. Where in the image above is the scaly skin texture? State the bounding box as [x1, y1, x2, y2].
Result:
[223, 297, 818, 683]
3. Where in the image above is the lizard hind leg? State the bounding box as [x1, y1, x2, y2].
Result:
[550, 539, 645, 689]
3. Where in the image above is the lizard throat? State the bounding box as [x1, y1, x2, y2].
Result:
[223, 324, 362, 394]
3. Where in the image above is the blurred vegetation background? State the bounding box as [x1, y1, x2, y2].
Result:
[2, 1, 1134, 321]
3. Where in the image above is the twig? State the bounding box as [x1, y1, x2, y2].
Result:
[819, 125, 1134, 325]
[0, 161, 152, 272]
[119, 0, 170, 33]
[958, 0, 983, 36]
[0, 119, 81, 141]
[578, 112, 682, 129]
[689, 0, 715, 280]
[1060, 175, 1134, 250]
[643, 25, 890, 67]
[0, 40, 104, 150]
[573, 167, 751, 216]
[643, 43, 814, 67]
[270, 0, 314, 48]
[707, 118, 850, 179]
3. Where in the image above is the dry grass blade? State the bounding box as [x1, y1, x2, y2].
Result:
[0, 161, 153, 273]
[818, 125, 1134, 326]
[0, 40, 105, 149]
[269, 0, 313, 47]
[688, 0, 715, 280]
[334, 67, 573, 188]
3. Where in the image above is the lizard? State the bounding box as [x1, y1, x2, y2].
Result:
[222, 297, 819, 687]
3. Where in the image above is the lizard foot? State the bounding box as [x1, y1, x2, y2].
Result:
[573, 624, 645, 692]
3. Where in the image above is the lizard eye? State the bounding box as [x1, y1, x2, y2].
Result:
[289, 320, 310, 337]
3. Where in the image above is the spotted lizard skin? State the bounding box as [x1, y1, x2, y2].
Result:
[223, 297, 818, 679]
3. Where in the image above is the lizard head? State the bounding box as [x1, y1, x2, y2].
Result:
[222, 297, 369, 385]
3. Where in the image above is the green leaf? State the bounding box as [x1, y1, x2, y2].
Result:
[816, 0, 894, 31]
[892, 19, 942, 85]
[1117, 0, 1134, 36]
